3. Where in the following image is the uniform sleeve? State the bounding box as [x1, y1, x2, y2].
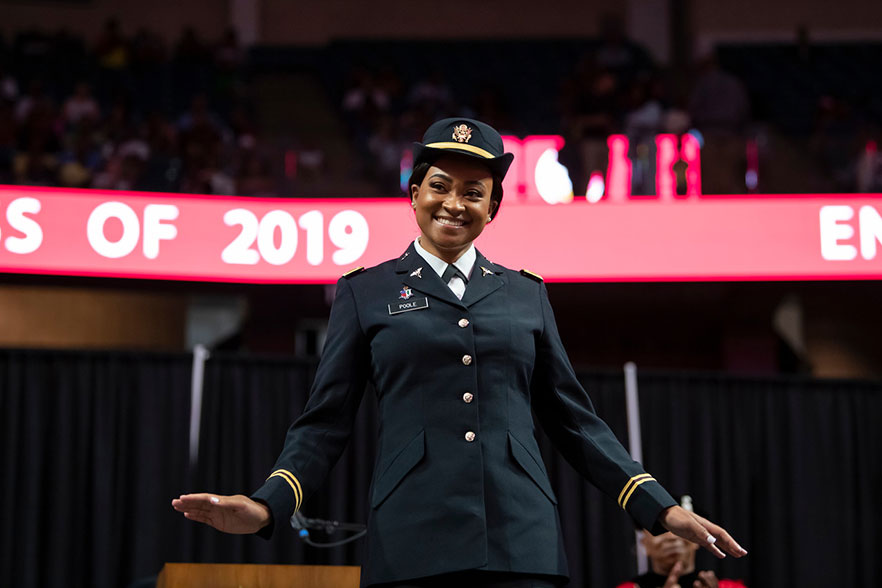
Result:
[530, 282, 675, 534]
[251, 277, 370, 538]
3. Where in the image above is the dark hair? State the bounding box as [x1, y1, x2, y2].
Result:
[407, 160, 504, 220]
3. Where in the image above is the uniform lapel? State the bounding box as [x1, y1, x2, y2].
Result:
[461, 250, 503, 307]
[394, 244, 466, 309]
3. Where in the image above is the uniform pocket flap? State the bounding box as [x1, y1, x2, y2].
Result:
[508, 431, 558, 504]
[371, 429, 426, 508]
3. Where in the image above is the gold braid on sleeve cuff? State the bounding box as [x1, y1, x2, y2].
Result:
[267, 469, 303, 512]
[618, 473, 656, 510]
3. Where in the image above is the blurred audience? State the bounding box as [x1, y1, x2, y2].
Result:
[0, 21, 265, 195]
[3, 21, 881, 198]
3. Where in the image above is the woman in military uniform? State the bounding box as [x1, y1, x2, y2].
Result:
[173, 118, 746, 587]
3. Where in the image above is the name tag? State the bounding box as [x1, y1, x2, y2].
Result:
[388, 297, 429, 315]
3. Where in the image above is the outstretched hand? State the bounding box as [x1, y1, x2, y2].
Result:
[659, 505, 748, 559]
[172, 493, 271, 534]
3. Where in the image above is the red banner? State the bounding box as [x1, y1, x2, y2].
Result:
[0, 185, 880, 283]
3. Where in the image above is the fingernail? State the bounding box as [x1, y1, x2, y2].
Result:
[210, 496, 220, 504]
[706, 535, 716, 544]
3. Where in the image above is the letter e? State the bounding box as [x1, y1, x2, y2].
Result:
[819, 205, 857, 261]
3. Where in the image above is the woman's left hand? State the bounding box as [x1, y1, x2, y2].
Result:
[658, 505, 748, 559]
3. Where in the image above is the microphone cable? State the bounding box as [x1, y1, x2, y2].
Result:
[289, 512, 367, 548]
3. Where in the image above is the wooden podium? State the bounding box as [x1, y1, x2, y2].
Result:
[156, 563, 361, 588]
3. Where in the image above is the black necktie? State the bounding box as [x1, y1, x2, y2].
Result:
[442, 264, 468, 284]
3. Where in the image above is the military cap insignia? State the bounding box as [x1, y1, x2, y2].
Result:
[519, 269, 543, 282]
[342, 266, 365, 278]
[399, 286, 413, 300]
[452, 124, 472, 143]
[410, 266, 423, 278]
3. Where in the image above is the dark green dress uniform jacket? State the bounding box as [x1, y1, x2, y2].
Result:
[252, 243, 676, 586]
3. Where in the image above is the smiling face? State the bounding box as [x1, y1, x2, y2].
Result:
[410, 155, 497, 263]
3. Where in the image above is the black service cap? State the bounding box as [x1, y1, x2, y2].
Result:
[412, 117, 514, 179]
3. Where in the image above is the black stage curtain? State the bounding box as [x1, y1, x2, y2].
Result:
[1, 349, 880, 588]
[0, 349, 193, 588]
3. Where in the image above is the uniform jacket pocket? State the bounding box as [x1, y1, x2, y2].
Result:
[371, 429, 425, 508]
[508, 431, 558, 504]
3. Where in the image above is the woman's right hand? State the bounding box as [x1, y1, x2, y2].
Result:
[172, 493, 272, 534]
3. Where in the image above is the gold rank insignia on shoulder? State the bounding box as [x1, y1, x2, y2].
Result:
[342, 266, 365, 278]
[519, 269, 543, 282]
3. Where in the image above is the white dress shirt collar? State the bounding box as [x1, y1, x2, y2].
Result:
[413, 237, 476, 281]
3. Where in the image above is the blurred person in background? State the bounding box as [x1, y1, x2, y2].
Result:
[94, 18, 132, 104]
[173, 26, 211, 110]
[368, 114, 407, 194]
[407, 69, 454, 121]
[688, 50, 750, 195]
[14, 78, 52, 124]
[57, 122, 102, 188]
[856, 132, 882, 192]
[559, 55, 619, 195]
[14, 133, 58, 185]
[0, 65, 20, 103]
[623, 76, 667, 195]
[468, 85, 513, 135]
[810, 95, 863, 191]
[595, 13, 654, 86]
[61, 82, 100, 129]
[130, 27, 168, 115]
[213, 27, 245, 116]
[235, 146, 275, 197]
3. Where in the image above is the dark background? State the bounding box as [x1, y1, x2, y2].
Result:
[2, 349, 879, 588]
